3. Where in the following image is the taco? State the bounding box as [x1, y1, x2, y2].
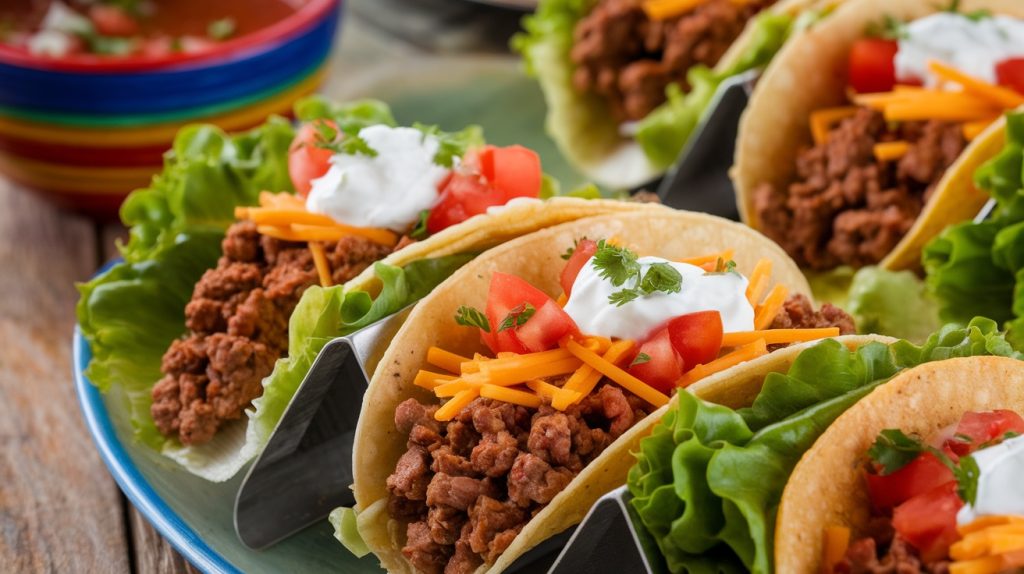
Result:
[75, 97, 657, 481]
[627, 318, 1021, 574]
[514, 0, 831, 188]
[346, 209, 861, 573]
[777, 355, 1024, 573]
[734, 0, 1024, 273]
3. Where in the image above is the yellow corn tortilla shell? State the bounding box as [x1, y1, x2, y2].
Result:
[351, 209, 823, 573]
[733, 0, 1024, 271]
[535, 0, 835, 189]
[775, 355, 1024, 573]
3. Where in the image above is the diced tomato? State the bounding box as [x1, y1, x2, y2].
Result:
[482, 273, 578, 354]
[89, 5, 141, 37]
[944, 410, 1024, 456]
[477, 145, 542, 199]
[848, 38, 898, 94]
[865, 452, 955, 510]
[559, 239, 598, 296]
[666, 311, 723, 371]
[892, 481, 963, 562]
[288, 121, 337, 197]
[628, 328, 684, 394]
[426, 172, 505, 235]
[427, 145, 542, 235]
[996, 58, 1024, 95]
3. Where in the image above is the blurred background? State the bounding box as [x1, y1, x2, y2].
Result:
[0, 0, 582, 219]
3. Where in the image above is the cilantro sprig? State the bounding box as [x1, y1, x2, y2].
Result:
[867, 429, 981, 505]
[631, 353, 652, 367]
[455, 306, 490, 332]
[592, 240, 683, 307]
[498, 303, 536, 332]
[705, 258, 739, 276]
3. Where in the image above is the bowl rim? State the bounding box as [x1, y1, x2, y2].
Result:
[0, 0, 339, 74]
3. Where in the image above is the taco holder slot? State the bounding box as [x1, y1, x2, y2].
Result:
[656, 69, 761, 221]
[234, 307, 411, 550]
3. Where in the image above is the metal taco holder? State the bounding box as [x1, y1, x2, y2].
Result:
[233, 70, 762, 570]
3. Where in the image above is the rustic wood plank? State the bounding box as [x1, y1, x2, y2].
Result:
[0, 179, 130, 573]
[99, 222, 196, 574]
[129, 507, 201, 574]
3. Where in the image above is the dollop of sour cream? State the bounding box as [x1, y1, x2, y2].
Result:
[306, 125, 450, 231]
[896, 13, 1024, 86]
[563, 256, 754, 341]
[956, 433, 1024, 525]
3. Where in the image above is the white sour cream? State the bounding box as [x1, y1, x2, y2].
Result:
[956, 433, 1024, 525]
[306, 125, 450, 231]
[896, 13, 1024, 86]
[563, 256, 754, 341]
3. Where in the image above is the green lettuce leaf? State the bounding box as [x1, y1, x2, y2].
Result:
[636, 12, 794, 169]
[845, 267, 941, 343]
[924, 112, 1024, 346]
[628, 318, 1019, 573]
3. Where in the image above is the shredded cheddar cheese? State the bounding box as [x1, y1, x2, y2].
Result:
[874, 141, 911, 163]
[821, 526, 851, 574]
[810, 107, 859, 145]
[413, 370, 456, 391]
[678, 339, 769, 387]
[435, 389, 479, 421]
[309, 241, 333, 287]
[427, 347, 472, 374]
[480, 384, 542, 408]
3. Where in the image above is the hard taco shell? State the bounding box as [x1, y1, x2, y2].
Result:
[351, 208, 831, 573]
[733, 0, 1024, 271]
[775, 355, 1024, 573]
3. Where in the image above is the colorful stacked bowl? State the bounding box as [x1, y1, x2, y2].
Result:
[0, 0, 341, 217]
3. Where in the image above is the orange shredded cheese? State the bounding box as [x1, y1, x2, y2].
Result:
[721, 327, 840, 348]
[754, 284, 789, 330]
[238, 207, 339, 227]
[427, 347, 471, 374]
[309, 241, 333, 287]
[413, 370, 456, 391]
[435, 389, 480, 421]
[811, 107, 859, 145]
[473, 357, 583, 387]
[255, 223, 397, 246]
[564, 340, 669, 407]
[259, 191, 305, 208]
[680, 249, 735, 268]
[434, 380, 478, 398]
[963, 119, 997, 141]
[744, 258, 772, 305]
[641, 0, 705, 21]
[874, 141, 910, 162]
[678, 339, 768, 387]
[820, 526, 851, 574]
[553, 339, 635, 411]
[480, 384, 543, 408]
[239, 192, 398, 246]
[556, 292, 568, 307]
[928, 60, 1024, 110]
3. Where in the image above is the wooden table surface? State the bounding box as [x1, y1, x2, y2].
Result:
[0, 1, 524, 571]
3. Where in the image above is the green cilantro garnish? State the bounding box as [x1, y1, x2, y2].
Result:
[409, 210, 430, 240]
[631, 353, 651, 367]
[208, 18, 236, 41]
[561, 238, 587, 261]
[867, 429, 926, 475]
[705, 258, 739, 276]
[592, 240, 641, 286]
[498, 303, 536, 332]
[455, 306, 490, 332]
[942, 0, 991, 20]
[867, 14, 907, 40]
[308, 119, 378, 157]
[867, 428, 980, 506]
[593, 240, 683, 307]
[413, 123, 484, 168]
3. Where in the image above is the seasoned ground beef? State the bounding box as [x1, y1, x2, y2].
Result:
[152, 221, 393, 445]
[571, 0, 773, 122]
[387, 383, 652, 574]
[834, 518, 950, 574]
[771, 294, 856, 335]
[754, 107, 966, 270]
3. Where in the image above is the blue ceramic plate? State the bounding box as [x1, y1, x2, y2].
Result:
[72, 60, 583, 573]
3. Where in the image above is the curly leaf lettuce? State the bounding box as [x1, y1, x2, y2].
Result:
[924, 112, 1024, 347]
[628, 318, 1019, 573]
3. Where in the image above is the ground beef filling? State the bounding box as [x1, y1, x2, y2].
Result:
[571, 0, 774, 122]
[387, 384, 653, 574]
[771, 294, 856, 334]
[151, 221, 393, 445]
[754, 107, 967, 270]
[834, 517, 950, 574]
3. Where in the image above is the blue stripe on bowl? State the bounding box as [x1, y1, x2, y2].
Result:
[72, 259, 240, 574]
[0, 3, 339, 115]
